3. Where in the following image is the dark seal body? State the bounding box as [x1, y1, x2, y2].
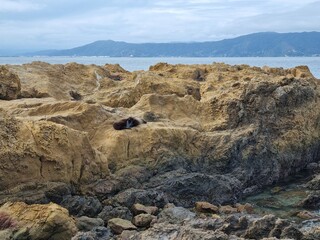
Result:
[113, 117, 146, 130]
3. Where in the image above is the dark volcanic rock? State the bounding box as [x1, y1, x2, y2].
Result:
[110, 188, 168, 208]
[98, 205, 132, 224]
[61, 195, 102, 217]
[72, 226, 113, 240]
[75, 216, 104, 232]
[158, 206, 196, 224]
[154, 172, 242, 207]
[300, 191, 320, 210]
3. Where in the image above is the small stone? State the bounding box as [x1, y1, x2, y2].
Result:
[195, 201, 219, 213]
[132, 203, 158, 216]
[108, 218, 137, 234]
[211, 214, 221, 219]
[219, 205, 238, 214]
[297, 210, 319, 220]
[132, 213, 154, 227]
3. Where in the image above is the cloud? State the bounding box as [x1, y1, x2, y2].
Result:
[0, 0, 319, 51]
[0, 0, 43, 12]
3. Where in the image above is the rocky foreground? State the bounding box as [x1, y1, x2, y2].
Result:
[0, 62, 320, 239]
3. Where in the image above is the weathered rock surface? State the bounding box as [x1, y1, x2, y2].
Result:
[0, 66, 21, 100]
[132, 213, 155, 227]
[72, 226, 113, 240]
[0, 202, 77, 240]
[132, 203, 158, 216]
[1, 62, 320, 239]
[75, 216, 104, 232]
[108, 218, 137, 234]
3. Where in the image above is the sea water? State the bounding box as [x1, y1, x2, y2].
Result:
[0, 56, 319, 78]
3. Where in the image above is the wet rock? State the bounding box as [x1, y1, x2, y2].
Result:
[243, 214, 276, 239]
[220, 215, 248, 234]
[132, 213, 154, 228]
[0, 66, 21, 100]
[300, 192, 320, 210]
[72, 226, 113, 240]
[108, 218, 137, 234]
[302, 226, 320, 240]
[306, 175, 320, 190]
[75, 216, 104, 231]
[280, 225, 303, 240]
[98, 205, 132, 224]
[132, 203, 158, 216]
[158, 206, 196, 224]
[195, 201, 219, 213]
[61, 195, 102, 217]
[0, 202, 77, 240]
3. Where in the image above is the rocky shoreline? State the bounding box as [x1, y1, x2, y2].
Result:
[0, 62, 319, 239]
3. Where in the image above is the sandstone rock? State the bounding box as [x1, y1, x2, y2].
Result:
[132, 203, 158, 216]
[235, 203, 254, 214]
[0, 202, 77, 240]
[72, 226, 113, 240]
[219, 205, 238, 214]
[61, 195, 102, 217]
[132, 213, 154, 228]
[1, 62, 320, 235]
[297, 211, 319, 220]
[158, 206, 196, 224]
[0, 112, 109, 191]
[108, 218, 137, 234]
[0, 66, 21, 100]
[75, 216, 104, 231]
[195, 201, 219, 213]
[98, 205, 132, 224]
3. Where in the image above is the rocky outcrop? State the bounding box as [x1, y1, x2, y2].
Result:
[0, 66, 21, 100]
[0, 110, 109, 191]
[1, 62, 320, 239]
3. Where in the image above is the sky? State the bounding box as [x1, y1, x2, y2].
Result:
[1, 0, 320, 53]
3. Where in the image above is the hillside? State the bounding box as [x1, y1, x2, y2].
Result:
[28, 32, 320, 57]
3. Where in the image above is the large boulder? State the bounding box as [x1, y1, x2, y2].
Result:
[0, 202, 77, 240]
[0, 66, 21, 100]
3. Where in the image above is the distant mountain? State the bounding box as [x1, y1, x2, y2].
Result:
[28, 32, 320, 57]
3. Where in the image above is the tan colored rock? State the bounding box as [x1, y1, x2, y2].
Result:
[219, 205, 238, 214]
[0, 66, 21, 100]
[132, 213, 154, 227]
[132, 203, 158, 216]
[0, 111, 109, 191]
[195, 201, 219, 213]
[108, 218, 137, 234]
[0, 202, 77, 240]
[297, 210, 319, 220]
[235, 203, 254, 214]
[1, 62, 320, 209]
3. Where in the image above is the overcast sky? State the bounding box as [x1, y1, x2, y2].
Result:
[1, 0, 320, 52]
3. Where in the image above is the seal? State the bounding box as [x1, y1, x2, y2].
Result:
[113, 117, 147, 130]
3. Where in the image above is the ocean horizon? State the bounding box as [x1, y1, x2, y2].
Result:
[1, 56, 319, 78]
